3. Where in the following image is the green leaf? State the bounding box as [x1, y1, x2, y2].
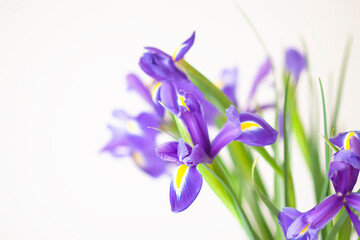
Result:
[177, 59, 234, 112]
[319, 78, 331, 201]
[197, 164, 260, 240]
[320, 134, 340, 152]
[251, 157, 280, 217]
[338, 214, 351, 240]
[326, 210, 348, 240]
[147, 126, 178, 140]
[253, 147, 283, 177]
[283, 73, 296, 208]
[171, 114, 193, 146]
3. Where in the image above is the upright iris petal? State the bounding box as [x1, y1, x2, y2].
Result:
[285, 48, 306, 83]
[330, 131, 360, 152]
[172, 31, 195, 61]
[247, 58, 272, 107]
[179, 92, 211, 153]
[139, 47, 186, 81]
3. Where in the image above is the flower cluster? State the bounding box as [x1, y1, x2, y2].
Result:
[102, 31, 356, 239]
[279, 132, 360, 239]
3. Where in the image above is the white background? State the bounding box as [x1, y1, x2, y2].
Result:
[1, 0, 360, 239]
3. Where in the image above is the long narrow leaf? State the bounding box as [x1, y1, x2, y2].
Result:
[319, 78, 331, 202]
[253, 146, 283, 177]
[251, 157, 280, 217]
[177, 60, 234, 112]
[197, 164, 260, 240]
[326, 210, 348, 240]
[283, 73, 296, 207]
[320, 134, 340, 152]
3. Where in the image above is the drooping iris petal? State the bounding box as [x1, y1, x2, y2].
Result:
[132, 144, 167, 177]
[344, 203, 360, 236]
[345, 193, 360, 212]
[169, 165, 203, 212]
[179, 92, 211, 153]
[235, 112, 278, 146]
[329, 131, 360, 150]
[286, 195, 342, 239]
[101, 125, 131, 157]
[278, 207, 306, 239]
[172, 31, 195, 61]
[247, 58, 271, 106]
[285, 48, 306, 83]
[307, 194, 343, 229]
[210, 105, 241, 158]
[156, 141, 180, 163]
[286, 213, 311, 239]
[139, 47, 186, 81]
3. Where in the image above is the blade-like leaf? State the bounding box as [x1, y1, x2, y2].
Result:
[320, 134, 340, 152]
[251, 157, 280, 217]
[197, 164, 260, 240]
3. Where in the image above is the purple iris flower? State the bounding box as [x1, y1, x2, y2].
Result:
[156, 86, 278, 212]
[285, 48, 307, 84]
[330, 131, 360, 155]
[278, 133, 360, 239]
[139, 31, 218, 125]
[102, 110, 167, 177]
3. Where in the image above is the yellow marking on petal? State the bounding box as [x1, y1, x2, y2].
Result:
[175, 165, 189, 189]
[127, 120, 142, 135]
[299, 224, 310, 235]
[151, 82, 162, 102]
[214, 80, 225, 89]
[345, 132, 355, 150]
[132, 151, 146, 168]
[241, 122, 261, 131]
[179, 95, 190, 111]
[172, 44, 186, 61]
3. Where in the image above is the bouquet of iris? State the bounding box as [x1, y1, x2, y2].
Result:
[102, 28, 356, 239]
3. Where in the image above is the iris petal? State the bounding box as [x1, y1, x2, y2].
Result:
[169, 165, 203, 212]
[247, 58, 271, 106]
[156, 141, 179, 162]
[344, 203, 360, 236]
[345, 193, 360, 212]
[235, 112, 278, 146]
[329, 131, 360, 149]
[210, 105, 241, 158]
[285, 48, 306, 83]
[172, 31, 195, 61]
[308, 194, 343, 229]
